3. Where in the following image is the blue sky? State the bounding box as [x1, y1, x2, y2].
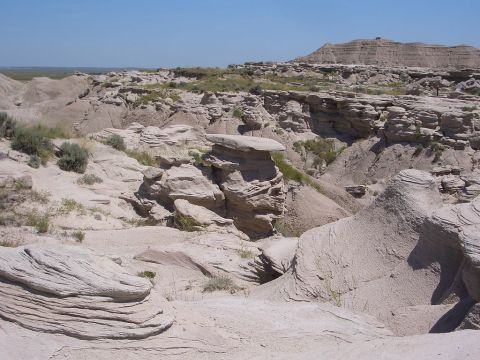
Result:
[1, 0, 479, 67]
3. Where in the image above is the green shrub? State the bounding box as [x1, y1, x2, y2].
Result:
[58, 198, 85, 215]
[26, 211, 49, 233]
[138, 270, 156, 279]
[77, 174, 103, 185]
[429, 142, 445, 162]
[413, 144, 424, 157]
[57, 142, 89, 173]
[203, 275, 240, 293]
[28, 155, 41, 168]
[271, 152, 323, 193]
[30, 190, 50, 204]
[134, 89, 179, 105]
[123, 217, 157, 227]
[11, 127, 53, 163]
[232, 106, 243, 118]
[237, 245, 255, 259]
[0, 239, 21, 247]
[0, 112, 17, 138]
[71, 230, 85, 243]
[105, 134, 126, 151]
[176, 215, 201, 232]
[293, 138, 339, 166]
[124, 149, 156, 166]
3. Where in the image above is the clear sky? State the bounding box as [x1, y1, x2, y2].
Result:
[1, 0, 479, 68]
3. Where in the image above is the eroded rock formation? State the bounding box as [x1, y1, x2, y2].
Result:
[297, 38, 480, 69]
[204, 134, 286, 239]
[0, 245, 173, 339]
[254, 169, 480, 335]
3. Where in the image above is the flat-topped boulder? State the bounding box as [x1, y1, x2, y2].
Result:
[206, 134, 286, 152]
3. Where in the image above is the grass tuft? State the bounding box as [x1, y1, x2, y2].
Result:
[77, 174, 103, 185]
[26, 210, 50, 233]
[104, 134, 126, 151]
[138, 270, 156, 279]
[271, 152, 323, 193]
[203, 275, 240, 293]
[176, 215, 201, 232]
[71, 230, 85, 243]
[0, 239, 22, 247]
[59, 198, 85, 215]
[124, 149, 157, 166]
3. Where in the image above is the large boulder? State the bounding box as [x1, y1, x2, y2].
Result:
[173, 199, 248, 240]
[0, 245, 173, 339]
[142, 163, 225, 214]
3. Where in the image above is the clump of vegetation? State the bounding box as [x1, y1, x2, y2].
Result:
[77, 173, 103, 185]
[168, 67, 334, 94]
[190, 149, 210, 168]
[14, 178, 30, 190]
[273, 127, 284, 135]
[293, 137, 340, 166]
[26, 210, 50, 233]
[124, 149, 156, 166]
[57, 142, 89, 173]
[104, 134, 126, 151]
[71, 230, 85, 243]
[59, 198, 85, 215]
[0, 239, 22, 247]
[135, 89, 180, 105]
[414, 124, 422, 140]
[232, 106, 243, 119]
[203, 275, 240, 293]
[429, 141, 446, 162]
[0, 112, 17, 138]
[462, 106, 478, 112]
[27, 124, 72, 139]
[30, 190, 50, 204]
[271, 152, 323, 193]
[237, 244, 255, 259]
[138, 270, 156, 279]
[123, 217, 157, 227]
[27, 155, 41, 168]
[413, 144, 424, 157]
[176, 215, 201, 232]
[11, 127, 53, 164]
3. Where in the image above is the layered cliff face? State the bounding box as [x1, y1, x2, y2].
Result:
[297, 39, 480, 69]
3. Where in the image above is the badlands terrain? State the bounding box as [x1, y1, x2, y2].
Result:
[1, 39, 480, 359]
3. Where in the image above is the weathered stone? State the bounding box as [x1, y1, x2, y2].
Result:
[204, 143, 286, 239]
[0, 245, 173, 339]
[174, 199, 248, 240]
[206, 134, 285, 152]
[143, 164, 225, 213]
[345, 184, 367, 197]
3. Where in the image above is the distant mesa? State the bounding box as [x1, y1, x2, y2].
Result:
[295, 38, 480, 69]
